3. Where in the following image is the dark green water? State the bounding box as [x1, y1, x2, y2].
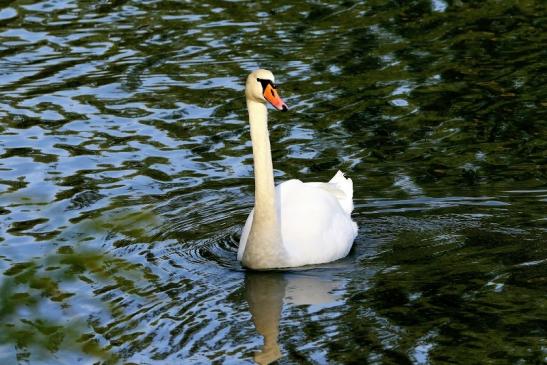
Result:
[1, 1, 546, 364]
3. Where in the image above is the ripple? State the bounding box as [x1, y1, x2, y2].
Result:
[1, 0, 546, 363]
[0, 8, 17, 22]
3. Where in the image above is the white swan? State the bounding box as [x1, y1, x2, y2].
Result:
[237, 69, 358, 270]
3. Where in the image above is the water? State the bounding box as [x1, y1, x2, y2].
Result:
[0, 1, 546, 364]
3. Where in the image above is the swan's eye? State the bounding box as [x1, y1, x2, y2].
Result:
[257, 78, 276, 93]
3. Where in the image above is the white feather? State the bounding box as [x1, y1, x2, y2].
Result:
[238, 171, 358, 266]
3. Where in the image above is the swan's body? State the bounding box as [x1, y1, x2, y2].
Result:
[238, 171, 358, 267]
[238, 69, 357, 270]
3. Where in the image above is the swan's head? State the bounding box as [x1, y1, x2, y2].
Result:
[246, 69, 288, 112]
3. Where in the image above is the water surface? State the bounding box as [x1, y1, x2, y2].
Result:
[0, 1, 546, 364]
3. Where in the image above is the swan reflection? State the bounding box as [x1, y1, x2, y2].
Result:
[244, 271, 343, 364]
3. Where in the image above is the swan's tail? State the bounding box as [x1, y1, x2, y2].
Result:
[329, 170, 354, 214]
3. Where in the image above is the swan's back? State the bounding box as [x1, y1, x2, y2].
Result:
[305, 170, 354, 214]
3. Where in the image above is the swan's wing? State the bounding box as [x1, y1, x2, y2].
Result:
[304, 171, 354, 215]
[277, 179, 357, 267]
[237, 208, 253, 261]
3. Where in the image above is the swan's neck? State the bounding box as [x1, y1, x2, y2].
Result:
[242, 100, 287, 269]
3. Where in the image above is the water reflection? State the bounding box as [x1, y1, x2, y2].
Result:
[245, 273, 285, 365]
[245, 271, 343, 364]
[1, 0, 546, 362]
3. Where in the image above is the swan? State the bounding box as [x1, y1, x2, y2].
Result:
[237, 69, 358, 270]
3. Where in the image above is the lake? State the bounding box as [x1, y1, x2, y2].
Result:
[0, 1, 546, 364]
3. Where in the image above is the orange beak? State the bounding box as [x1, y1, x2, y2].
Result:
[263, 83, 288, 112]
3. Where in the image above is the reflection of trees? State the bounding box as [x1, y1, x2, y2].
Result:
[278, 1, 546, 194]
[326, 228, 546, 364]
[0, 246, 160, 364]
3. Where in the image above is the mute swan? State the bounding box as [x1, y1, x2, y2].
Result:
[238, 69, 358, 270]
